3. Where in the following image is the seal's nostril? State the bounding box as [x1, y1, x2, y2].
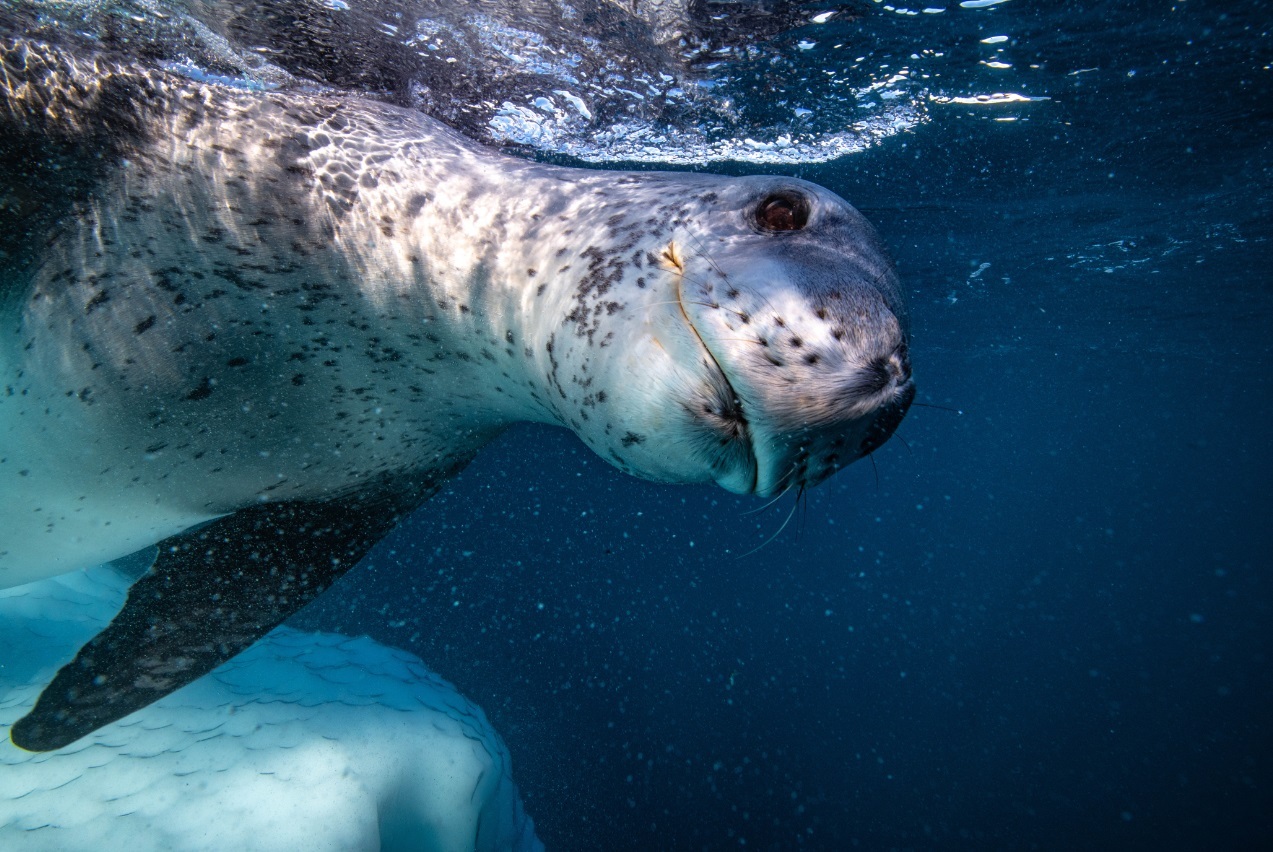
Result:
[888, 355, 909, 383]
[864, 357, 892, 394]
[889, 344, 912, 383]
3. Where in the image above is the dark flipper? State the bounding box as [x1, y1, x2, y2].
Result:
[11, 480, 430, 752]
[108, 545, 160, 581]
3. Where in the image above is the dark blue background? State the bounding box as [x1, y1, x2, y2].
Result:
[300, 1, 1273, 848]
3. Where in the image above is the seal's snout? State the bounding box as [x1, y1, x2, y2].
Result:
[752, 346, 915, 495]
[672, 180, 914, 497]
[845, 342, 911, 400]
[684, 281, 914, 496]
[884, 343, 912, 387]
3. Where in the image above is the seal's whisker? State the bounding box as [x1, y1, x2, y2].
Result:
[642, 298, 753, 323]
[742, 483, 793, 516]
[738, 492, 800, 559]
[673, 266, 740, 303]
[796, 483, 809, 542]
[741, 461, 800, 516]
[723, 278, 783, 320]
[682, 235, 783, 315]
[773, 459, 802, 491]
[688, 301, 755, 322]
[911, 402, 963, 415]
[672, 252, 781, 333]
[679, 233, 784, 318]
[681, 231, 732, 282]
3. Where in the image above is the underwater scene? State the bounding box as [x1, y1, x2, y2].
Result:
[1, 0, 1269, 849]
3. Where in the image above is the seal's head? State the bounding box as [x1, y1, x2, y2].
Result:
[537, 174, 912, 498]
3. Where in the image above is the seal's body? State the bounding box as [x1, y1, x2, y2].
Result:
[0, 39, 912, 750]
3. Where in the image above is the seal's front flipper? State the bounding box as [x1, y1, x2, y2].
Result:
[10, 485, 425, 752]
[108, 545, 159, 580]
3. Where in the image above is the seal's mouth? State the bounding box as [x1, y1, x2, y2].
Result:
[737, 370, 915, 498]
[674, 269, 914, 499]
[674, 270, 760, 495]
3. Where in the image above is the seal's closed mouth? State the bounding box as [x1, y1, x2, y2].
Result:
[674, 271, 760, 495]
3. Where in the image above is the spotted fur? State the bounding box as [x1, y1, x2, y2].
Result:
[1, 38, 912, 589]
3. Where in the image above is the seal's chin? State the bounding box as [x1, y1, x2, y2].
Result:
[712, 465, 758, 496]
[707, 377, 915, 498]
[680, 361, 759, 495]
[692, 323, 915, 498]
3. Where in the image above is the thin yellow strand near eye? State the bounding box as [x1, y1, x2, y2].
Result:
[659, 240, 685, 274]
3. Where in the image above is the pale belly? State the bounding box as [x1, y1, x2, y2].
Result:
[0, 337, 490, 589]
[0, 397, 222, 588]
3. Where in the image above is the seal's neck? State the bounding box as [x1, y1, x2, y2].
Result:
[314, 129, 601, 432]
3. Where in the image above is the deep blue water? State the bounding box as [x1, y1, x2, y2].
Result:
[287, 2, 1273, 849]
[4, 0, 1265, 847]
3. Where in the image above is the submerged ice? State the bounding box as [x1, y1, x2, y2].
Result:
[0, 567, 540, 852]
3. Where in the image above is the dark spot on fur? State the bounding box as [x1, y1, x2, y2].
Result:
[85, 290, 110, 314]
[185, 378, 213, 401]
[134, 315, 156, 334]
[406, 194, 430, 216]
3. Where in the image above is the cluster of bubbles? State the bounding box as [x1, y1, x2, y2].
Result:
[7, 0, 1045, 164]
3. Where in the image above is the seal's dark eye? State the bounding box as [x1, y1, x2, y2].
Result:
[755, 193, 810, 232]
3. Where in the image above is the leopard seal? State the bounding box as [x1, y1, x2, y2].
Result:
[0, 38, 912, 751]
